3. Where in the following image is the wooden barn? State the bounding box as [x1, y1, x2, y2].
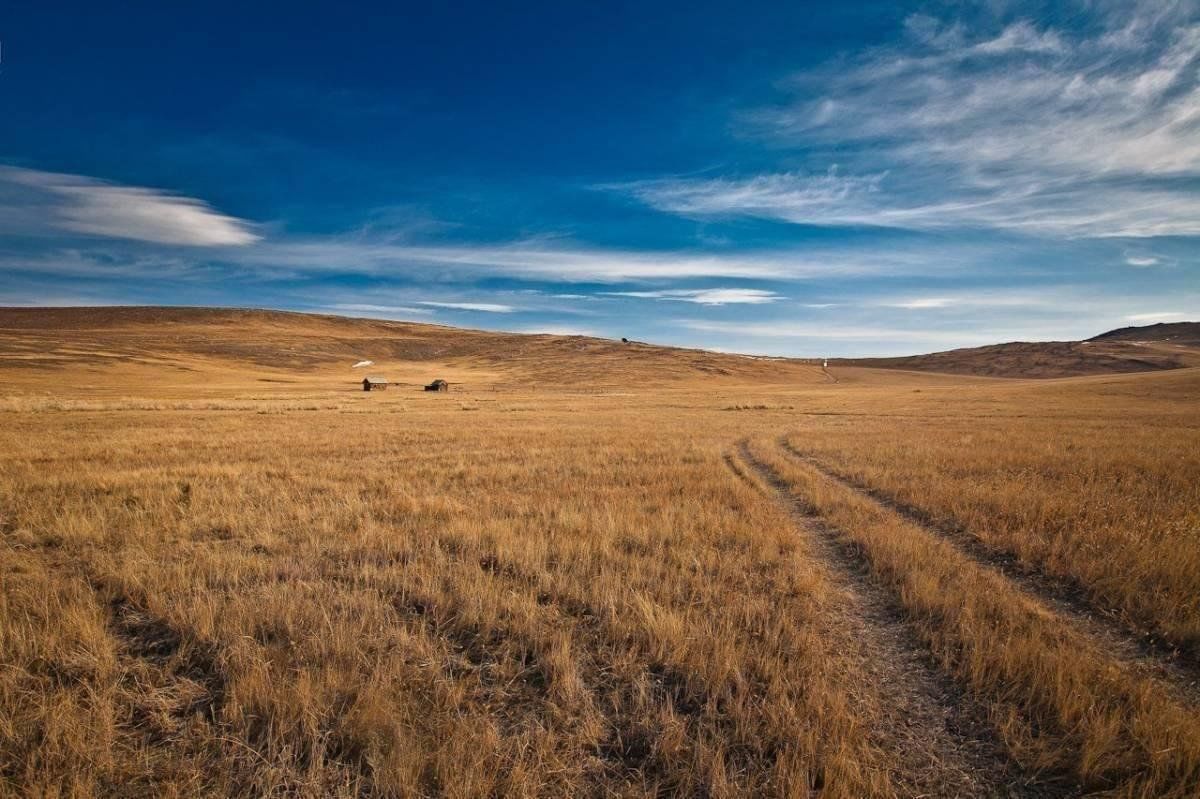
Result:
[362, 377, 389, 391]
[424, 379, 449, 392]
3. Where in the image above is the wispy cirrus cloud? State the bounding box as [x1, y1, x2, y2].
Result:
[602, 288, 783, 305]
[0, 215, 971, 288]
[677, 319, 998, 344]
[327, 303, 433, 316]
[618, 170, 887, 226]
[417, 300, 516, 313]
[674, 315, 1130, 355]
[875, 290, 1058, 310]
[1122, 250, 1178, 268]
[224, 236, 945, 283]
[1125, 311, 1187, 321]
[0, 166, 260, 246]
[624, 171, 1200, 238]
[237, 239, 810, 282]
[516, 324, 597, 336]
[884, 297, 955, 309]
[623, 4, 1200, 238]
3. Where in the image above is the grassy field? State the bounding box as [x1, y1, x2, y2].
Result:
[2, 309, 1199, 797]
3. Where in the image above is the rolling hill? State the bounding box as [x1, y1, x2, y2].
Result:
[841, 322, 1200, 378]
[1, 307, 1196, 389]
[1089, 321, 1200, 347]
[0, 306, 824, 390]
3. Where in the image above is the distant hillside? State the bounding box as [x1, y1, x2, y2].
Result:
[844, 322, 1200, 379]
[4, 308, 1196, 387]
[0, 306, 823, 387]
[1089, 322, 1200, 347]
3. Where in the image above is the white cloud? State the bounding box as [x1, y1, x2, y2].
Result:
[516, 324, 596, 336]
[620, 170, 885, 223]
[676, 316, 1121, 350]
[872, 288, 1111, 312]
[603, 287, 783, 305]
[1, 166, 260, 246]
[883, 297, 955, 309]
[245, 240, 810, 282]
[971, 20, 1066, 55]
[1124, 254, 1160, 267]
[1125, 311, 1187, 321]
[0, 233, 979, 292]
[328, 303, 433, 316]
[769, 13, 1200, 178]
[627, 172, 1200, 238]
[678, 319, 993, 344]
[417, 300, 516, 313]
[625, 8, 1200, 238]
[229, 237, 921, 283]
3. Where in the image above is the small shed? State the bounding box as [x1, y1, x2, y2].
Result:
[424, 378, 449, 392]
[362, 376, 389, 391]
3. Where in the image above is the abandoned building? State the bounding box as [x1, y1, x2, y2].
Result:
[425, 379, 449, 392]
[362, 377, 389, 391]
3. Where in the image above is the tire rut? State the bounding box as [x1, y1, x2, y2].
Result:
[738, 440, 1067, 799]
[721, 450, 764, 492]
[777, 437, 1200, 706]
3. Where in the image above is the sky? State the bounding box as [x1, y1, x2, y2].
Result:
[1, 0, 1197, 356]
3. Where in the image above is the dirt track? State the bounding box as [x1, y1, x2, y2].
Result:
[734, 442, 1063, 798]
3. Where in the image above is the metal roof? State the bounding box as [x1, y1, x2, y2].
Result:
[363, 376, 388, 383]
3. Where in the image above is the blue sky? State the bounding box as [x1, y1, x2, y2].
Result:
[1, 0, 1197, 356]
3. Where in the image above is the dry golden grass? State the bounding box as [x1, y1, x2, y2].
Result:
[778, 368, 1200, 658]
[745, 437, 1200, 797]
[2, 308, 1199, 797]
[1, 398, 911, 797]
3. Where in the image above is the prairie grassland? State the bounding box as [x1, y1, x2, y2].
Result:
[745, 436, 1200, 797]
[778, 368, 1200, 658]
[2, 313, 1200, 797]
[0, 393, 924, 797]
